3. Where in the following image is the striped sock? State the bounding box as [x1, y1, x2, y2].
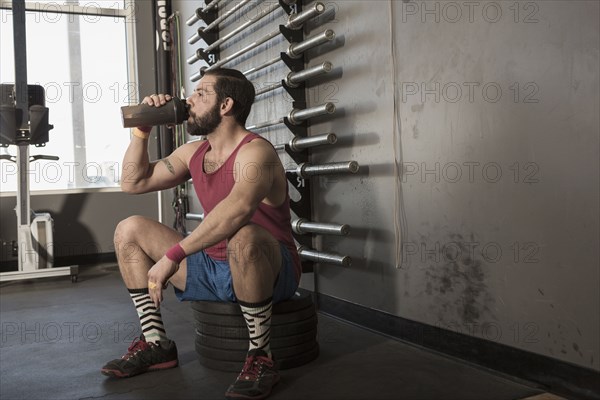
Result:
[239, 297, 273, 357]
[128, 288, 167, 344]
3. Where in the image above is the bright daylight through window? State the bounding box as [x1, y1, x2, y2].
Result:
[0, 1, 134, 192]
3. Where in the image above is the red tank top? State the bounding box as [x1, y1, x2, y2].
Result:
[189, 132, 301, 282]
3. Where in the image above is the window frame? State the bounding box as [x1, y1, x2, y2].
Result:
[0, 0, 139, 196]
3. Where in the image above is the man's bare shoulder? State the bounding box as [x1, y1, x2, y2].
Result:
[175, 139, 206, 162]
[239, 136, 278, 161]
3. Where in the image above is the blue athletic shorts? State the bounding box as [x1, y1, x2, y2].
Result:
[173, 241, 299, 304]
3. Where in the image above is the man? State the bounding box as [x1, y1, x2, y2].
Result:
[102, 68, 301, 400]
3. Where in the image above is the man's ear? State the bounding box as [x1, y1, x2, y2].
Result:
[221, 97, 235, 115]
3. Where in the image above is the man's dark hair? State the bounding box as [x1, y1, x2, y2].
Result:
[203, 68, 255, 125]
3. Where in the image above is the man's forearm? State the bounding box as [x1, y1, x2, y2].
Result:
[178, 195, 254, 256]
[121, 128, 152, 192]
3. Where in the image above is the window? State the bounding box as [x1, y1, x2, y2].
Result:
[0, 1, 137, 193]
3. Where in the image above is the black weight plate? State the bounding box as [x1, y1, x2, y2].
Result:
[195, 315, 318, 340]
[190, 291, 313, 315]
[193, 304, 315, 327]
[195, 328, 318, 351]
[197, 343, 319, 372]
[195, 339, 318, 362]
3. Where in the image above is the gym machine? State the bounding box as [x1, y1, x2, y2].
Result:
[184, 0, 355, 269]
[0, 0, 78, 282]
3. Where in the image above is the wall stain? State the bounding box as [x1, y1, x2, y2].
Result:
[411, 104, 424, 113]
[572, 343, 584, 358]
[425, 233, 495, 325]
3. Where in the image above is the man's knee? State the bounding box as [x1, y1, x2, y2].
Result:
[228, 225, 279, 265]
[114, 215, 146, 243]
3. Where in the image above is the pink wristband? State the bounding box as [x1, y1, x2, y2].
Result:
[165, 243, 187, 264]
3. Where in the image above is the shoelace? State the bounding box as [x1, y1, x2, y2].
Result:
[122, 337, 150, 360]
[238, 355, 272, 381]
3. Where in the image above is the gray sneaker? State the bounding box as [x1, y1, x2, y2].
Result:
[225, 349, 280, 400]
[101, 335, 178, 378]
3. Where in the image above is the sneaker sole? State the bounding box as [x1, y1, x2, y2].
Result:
[101, 360, 179, 378]
[224, 374, 280, 400]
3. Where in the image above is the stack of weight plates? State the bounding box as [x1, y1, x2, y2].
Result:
[192, 291, 319, 372]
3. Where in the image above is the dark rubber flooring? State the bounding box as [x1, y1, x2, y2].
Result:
[0, 264, 545, 400]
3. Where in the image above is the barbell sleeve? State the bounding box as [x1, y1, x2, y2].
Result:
[186, 0, 223, 27]
[254, 61, 333, 96]
[298, 246, 351, 267]
[186, 9, 203, 26]
[286, 61, 333, 87]
[185, 213, 204, 221]
[287, 2, 326, 29]
[288, 161, 360, 178]
[187, 49, 203, 65]
[203, 2, 326, 73]
[204, 0, 222, 11]
[291, 133, 337, 151]
[187, 0, 251, 44]
[247, 102, 335, 130]
[188, 28, 204, 45]
[287, 29, 335, 59]
[292, 218, 350, 236]
[274, 133, 337, 151]
[288, 102, 336, 125]
[204, 2, 282, 53]
[190, 69, 203, 82]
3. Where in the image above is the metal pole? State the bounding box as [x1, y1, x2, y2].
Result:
[298, 246, 351, 267]
[12, 0, 33, 272]
[188, 0, 254, 39]
[247, 102, 335, 130]
[292, 219, 350, 236]
[287, 29, 335, 58]
[188, 27, 204, 45]
[190, 69, 203, 82]
[255, 61, 332, 96]
[187, 49, 203, 65]
[206, 0, 253, 32]
[153, 0, 174, 158]
[246, 116, 284, 131]
[201, 2, 325, 74]
[288, 102, 335, 125]
[186, 9, 202, 26]
[254, 81, 282, 97]
[287, 2, 325, 29]
[204, 0, 221, 11]
[185, 213, 204, 221]
[288, 161, 360, 178]
[287, 61, 333, 86]
[244, 56, 281, 77]
[274, 133, 337, 152]
[186, 0, 224, 26]
[202, 28, 281, 72]
[204, 2, 281, 53]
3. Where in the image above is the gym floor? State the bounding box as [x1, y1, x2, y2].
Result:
[0, 264, 558, 400]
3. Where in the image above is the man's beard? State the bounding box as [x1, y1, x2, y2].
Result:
[186, 103, 222, 136]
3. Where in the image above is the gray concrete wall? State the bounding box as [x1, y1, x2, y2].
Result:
[387, 0, 599, 372]
[172, 0, 599, 372]
[0, 191, 158, 262]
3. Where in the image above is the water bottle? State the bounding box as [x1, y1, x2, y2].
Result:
[121, 97, 189, 128]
